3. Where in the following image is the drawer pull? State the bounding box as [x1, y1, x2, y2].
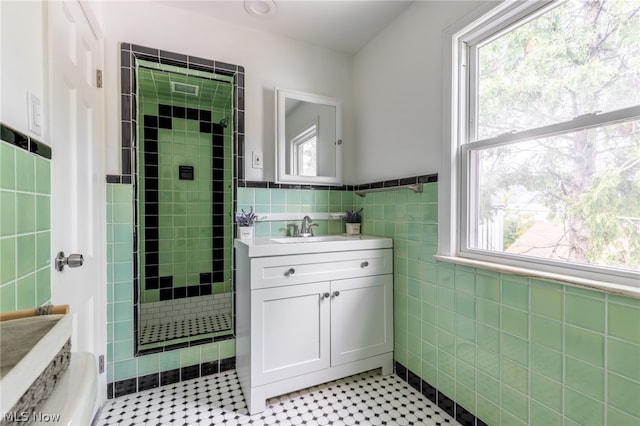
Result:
[284, 268, 296, 277]
[320, 292, 330, 299]
[333, 291, 340, 297]
[361, 261, 369, 268]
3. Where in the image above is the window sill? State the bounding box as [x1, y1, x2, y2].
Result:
[434, 255, 640, 299]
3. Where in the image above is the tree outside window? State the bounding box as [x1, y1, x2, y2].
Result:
[461, 0, 640, 278]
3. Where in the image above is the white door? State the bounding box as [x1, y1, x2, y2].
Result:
[331, 275, 393, 366]
[252, 282, 330, 386]
[48, 0, 104, 361]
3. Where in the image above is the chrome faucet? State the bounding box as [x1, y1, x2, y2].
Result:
[287, 223, 300, 237]
[299, 216, 318, 237]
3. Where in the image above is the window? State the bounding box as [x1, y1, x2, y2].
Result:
[291, 123, 318, 176]
[454, 0, 640, 286]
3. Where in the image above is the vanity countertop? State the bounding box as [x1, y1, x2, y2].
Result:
[234, 234, 392, 257]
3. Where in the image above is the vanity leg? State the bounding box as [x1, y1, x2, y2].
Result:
[380, 352, 394, 375]
[247, 391, 267, 415]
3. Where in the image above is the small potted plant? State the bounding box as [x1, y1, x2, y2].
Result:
[235, 207, 257, 240]
[344, 208, 363, 235]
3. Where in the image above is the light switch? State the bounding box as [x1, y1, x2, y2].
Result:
[253, 151, 263, 169]
[27, 92, 42, 135]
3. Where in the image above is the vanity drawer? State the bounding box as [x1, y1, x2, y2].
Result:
[250, 249, 392, 289]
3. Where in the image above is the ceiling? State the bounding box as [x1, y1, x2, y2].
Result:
[157, 0, 414, 54]
[137, 66, 233, 114]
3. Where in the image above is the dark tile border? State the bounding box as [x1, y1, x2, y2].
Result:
[1, 123, 52, 159]
[354, 173, 437, 192]
[116, 42, 245, 182]
[106, 174, 132, 184]
[137, 373, 160, 392]
[113, 42, 243, 357]
[238, 174, 437, 192]
[394, 361, 486, 426]
[239, 180, 356, 191]
[139, 105, 225, 302]
[107, 356, 235, 399]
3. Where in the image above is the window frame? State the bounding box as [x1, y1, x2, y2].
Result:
[441, 0, 640, 289]
[290, 121, 319, 176]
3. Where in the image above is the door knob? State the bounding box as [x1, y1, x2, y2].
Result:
[55, 251, 84, 272]
[332, 291, 340, 297]
[284, 268, 295, 277]
[320, 292, 330, 299]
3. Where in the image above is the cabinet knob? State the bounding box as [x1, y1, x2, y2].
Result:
[284, 268, 295, 277]
[320, 292, 330, 299]
[360, 261, 369, 268]
[333, 291, 340, 297]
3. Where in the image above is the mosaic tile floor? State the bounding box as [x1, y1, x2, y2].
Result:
[97, 369, 460, 425]
[139, 312, 232, 345]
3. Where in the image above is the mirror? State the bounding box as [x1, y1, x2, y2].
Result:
[276, 88, 342, 185]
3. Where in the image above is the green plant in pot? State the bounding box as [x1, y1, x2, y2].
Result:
[236, 207, 257, 240]
[344, 208, 363, 235]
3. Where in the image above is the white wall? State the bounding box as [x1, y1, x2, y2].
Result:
[99, 2, 356, 183]
[1, 1, 490, 185]
[0, 1, 46, 139]
[353, 1, 483, 183]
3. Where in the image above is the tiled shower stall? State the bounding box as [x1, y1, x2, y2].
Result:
[135, 64, 234, 348]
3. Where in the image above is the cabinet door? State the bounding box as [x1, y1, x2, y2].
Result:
[252, 282, 331, 386]
[330, 275, 393, 366]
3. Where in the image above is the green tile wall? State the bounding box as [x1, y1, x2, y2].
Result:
[158, 125, 215, 288]
[236, 187, 355, 236]
[108, 178, 640, 421]
[355, 182, 640, 426]
[0, 141, 51, 312]
[137, 79, 234, 303]
[106, 183, 234, 383]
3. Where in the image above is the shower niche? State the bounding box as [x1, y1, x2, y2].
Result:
[121, 44, 244, 353]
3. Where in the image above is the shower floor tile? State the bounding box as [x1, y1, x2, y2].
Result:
[140, 312, 232, 345]
[97, 369, 460, 425]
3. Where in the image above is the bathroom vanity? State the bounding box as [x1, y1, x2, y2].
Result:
[235, 235, 394, 414]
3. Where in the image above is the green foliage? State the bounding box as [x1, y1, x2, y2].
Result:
[475, 0, 640, 271]
[478, 0, 640, 138]
[568, 149, 640, 268]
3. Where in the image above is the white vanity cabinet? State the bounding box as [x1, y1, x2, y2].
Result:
[235, 237, 393, 414]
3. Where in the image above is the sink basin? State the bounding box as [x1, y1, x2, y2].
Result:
[236, 234, 392, 257]
[271, 235, 352, 243]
